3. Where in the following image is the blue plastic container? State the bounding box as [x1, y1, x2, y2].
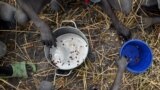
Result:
[120, 39, 153, 74]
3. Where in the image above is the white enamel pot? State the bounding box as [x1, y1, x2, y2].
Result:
[44, 20, 89, 76]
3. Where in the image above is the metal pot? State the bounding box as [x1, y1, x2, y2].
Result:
[44, 20, 89, 76]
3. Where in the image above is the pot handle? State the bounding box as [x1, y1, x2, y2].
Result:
[53, 69, 72, 86]
[61, 20, 77, 28]
[55, 69, 72, 76]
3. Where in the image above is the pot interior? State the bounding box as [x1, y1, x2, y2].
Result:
[45, 27, 89, 70]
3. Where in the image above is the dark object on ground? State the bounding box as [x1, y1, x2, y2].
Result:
[0, 19, 15, 30]
[0, 41, 6, 58]
[0, 65, 13, 76]
[88, 84, 100, 90]
[39, 81, 55, 90]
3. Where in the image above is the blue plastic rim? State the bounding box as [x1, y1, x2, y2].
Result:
[120, 39, 153, 74]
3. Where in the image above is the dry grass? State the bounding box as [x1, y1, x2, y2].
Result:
[0, 0, 160, 90]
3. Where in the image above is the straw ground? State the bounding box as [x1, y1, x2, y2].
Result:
[0, 0, 160, 90]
